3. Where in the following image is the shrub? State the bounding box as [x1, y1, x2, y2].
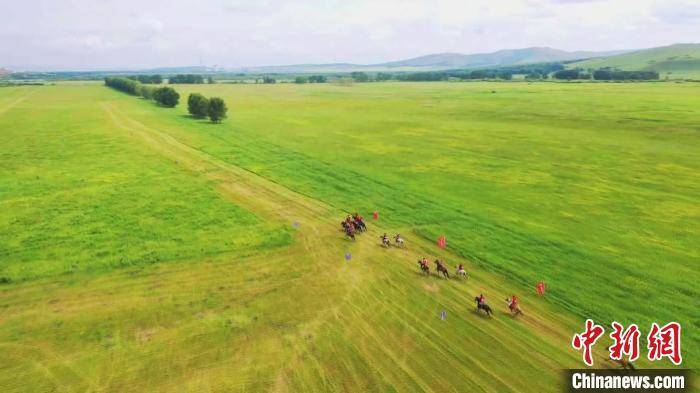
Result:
[139, 85, 156, 99]
[187, 93, 210, 118]
[208, 97, 227, 123]
[153, 87, 180, 107]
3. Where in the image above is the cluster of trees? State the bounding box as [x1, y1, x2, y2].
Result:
[350, 72, 370, 82]
[104, 77, 180, 107]
[553, 69, 587, 80]
[592, 69, 660, 80]
[168, 74, 206, 84]
[294, 75, 328, 83]
[394, 69, 514, 81]
[127, 74, 162, 84]
[553, 68, 659, 80]
[187, 93, 228, 123]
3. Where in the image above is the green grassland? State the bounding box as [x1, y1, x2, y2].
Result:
[0, 81, 698, 391]
[570, 43, 700, 79]
[163, 81, 699, 360]
[0, 86, 292, 281]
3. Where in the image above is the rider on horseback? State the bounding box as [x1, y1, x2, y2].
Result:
[380, 233, 390, 246]
[353, 213, 366, 231]
[507, 295, 518, 311]
[478, 294, 486, 305]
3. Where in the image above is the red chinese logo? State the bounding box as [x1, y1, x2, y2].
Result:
[647, 322, 682, 365]
[572, 319, 605, 366]
[572, 320, 683, 366]
[609, 322, 640, 362]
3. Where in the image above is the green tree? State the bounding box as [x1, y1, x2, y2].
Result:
[350, 72, 369, 82]
[187, 93, 209, 118]
[139, 85, 156, 99]
[208, 97, 227, 123]
[153, 87, 180, 107]
[294, 76, 308, 84]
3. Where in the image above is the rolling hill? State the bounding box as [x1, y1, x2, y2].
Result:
[378, 47, 628, 68]
[569, 43, 700, 78]
[232, 47, 628, 74]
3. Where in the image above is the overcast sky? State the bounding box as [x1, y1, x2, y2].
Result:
[2, 0, 699, 71]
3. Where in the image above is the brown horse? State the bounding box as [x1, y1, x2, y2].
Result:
[434, 260, 449, 279]
[475, 297, 493, 317]
[418, 260, 430, 275]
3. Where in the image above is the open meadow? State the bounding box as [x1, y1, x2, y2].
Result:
[0, 81, 698, 391]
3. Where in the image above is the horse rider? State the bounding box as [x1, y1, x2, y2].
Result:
[478, 293, 486, 305]
[457, 263, 465, 274]
[507, 295, 518, 312]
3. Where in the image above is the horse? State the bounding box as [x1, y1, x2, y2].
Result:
[434, 260, 449, 279]
[455, 266, 467, 279]
[395, 234, 404, 248]
[506, 298, 523, 316]
[345, 226, 355, 240]
[418, 260, 430, 275]
[380, 234, 391, 247]
[353, 215, 367, 232]
[474, 297, 493, 317]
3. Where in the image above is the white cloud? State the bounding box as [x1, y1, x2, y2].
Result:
[0, 0, 698, 70]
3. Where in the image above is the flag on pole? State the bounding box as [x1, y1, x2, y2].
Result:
[372, 211, 378, 220]
[437, 235, 446, 249]
[536, 281, 546, 295]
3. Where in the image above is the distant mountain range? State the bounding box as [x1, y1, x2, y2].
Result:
[4, 43, 699, 77]
[231, 47, 632, 74]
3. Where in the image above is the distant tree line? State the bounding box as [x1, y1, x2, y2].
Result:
[553, 68, 659, 80]
[187, 93, 228, 123]
[168, 74, 205, 84]
[394, 69, 514, 81]
[104, 77, 179, 107]
[251, 76, 278, 84]
[592, 69, 660, 80]
[127, 74, 162, 84]
[294, 75, 328, 83]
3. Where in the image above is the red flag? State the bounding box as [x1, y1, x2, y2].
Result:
[536, 281, 546, 295]
[372, 211, 378, 220]
[437, 235, 446, 249]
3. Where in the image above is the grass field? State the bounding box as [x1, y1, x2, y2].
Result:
[0, 81, 698, 391]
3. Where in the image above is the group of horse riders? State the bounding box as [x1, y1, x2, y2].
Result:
[474, 293, 522, 317]
[418, 257, 466, 279]
[380, 233, 403, 247]
[341, 212, 523, 318]
[341, 213, 367, 240]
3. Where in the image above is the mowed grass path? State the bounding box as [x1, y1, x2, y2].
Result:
[0, 83, 697, 391]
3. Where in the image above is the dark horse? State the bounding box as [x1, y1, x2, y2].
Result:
[418, 260, 430, 275]
[434, 260, 449, 279]
[345, 225, 355, 240]
[474, 297, 493, 317]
